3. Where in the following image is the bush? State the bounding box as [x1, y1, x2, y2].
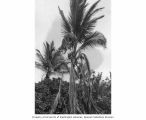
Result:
[35, 75, 111, 114]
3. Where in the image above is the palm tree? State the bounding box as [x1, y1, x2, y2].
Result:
[35, 41, 69, 114]
[35, 41, 68, 79]
[58, 0, 106, 114]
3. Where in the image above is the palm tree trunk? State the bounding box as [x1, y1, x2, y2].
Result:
[69, 63, 76, 114]
[50, 77, 62, 114]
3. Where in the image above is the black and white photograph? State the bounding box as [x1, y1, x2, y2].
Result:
[35, 0, 111, 114]
[1, 0, 146, 119]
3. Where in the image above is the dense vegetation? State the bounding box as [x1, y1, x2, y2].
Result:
[35, 73, 111, 114]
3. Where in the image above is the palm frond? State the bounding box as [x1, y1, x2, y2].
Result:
[78, 0, 104, 42]
[36, 49, 46, 64]
[89, 7, 104, 18]
[85, 31, 105, 42]
[43, 42, 50, 61]
[81, 53, 91, 77]
[36, 41, 68, 78]
[87, 15, 104, 26]
[82, 0, 101, 26]
[69, 0, 88, 35]
[81, 15, 104, 37]
[58, 7, 71, 33]
[76, 53, 91, 79]
[87, 15, 104, 28]
[77, 32, 106, 52]
[35, 62, 47, 72]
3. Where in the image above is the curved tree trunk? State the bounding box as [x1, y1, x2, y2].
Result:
[50, 76, 62, 114]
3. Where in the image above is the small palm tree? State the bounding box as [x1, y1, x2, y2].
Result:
[35, 41, 68, 79]
[36, 41, 69, 114]
[58, 0, 106, 114]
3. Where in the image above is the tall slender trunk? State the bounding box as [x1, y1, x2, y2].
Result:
[69, 63, 76, 114]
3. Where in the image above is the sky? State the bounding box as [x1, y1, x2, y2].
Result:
[35, 0, 111, 83]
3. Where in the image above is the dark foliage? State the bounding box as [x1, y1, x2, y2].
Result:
[35, 73, 111, 114]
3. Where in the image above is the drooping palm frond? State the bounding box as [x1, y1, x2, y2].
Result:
[76, 53, 91, 77]
[77, 32, 106, 52]
[81, 53, 91, 77]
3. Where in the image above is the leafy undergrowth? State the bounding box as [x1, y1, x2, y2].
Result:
[35, 77, 111, 114]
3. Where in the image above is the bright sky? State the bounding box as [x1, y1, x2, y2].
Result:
[35, 0, 111, 83]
